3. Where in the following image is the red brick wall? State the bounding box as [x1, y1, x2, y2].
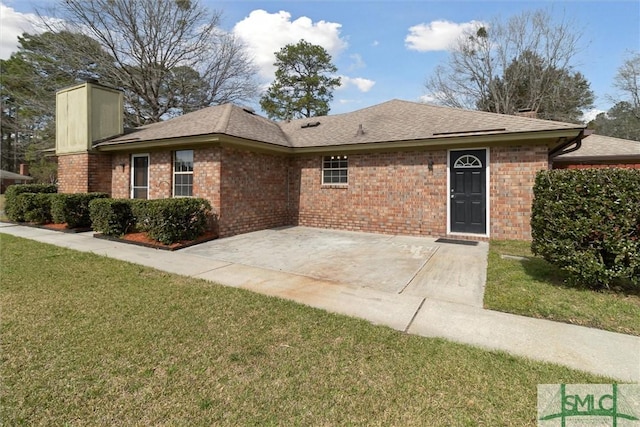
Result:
[110, 148, 222, 205]
[291, 151, 448, 237]
[111, 153, 129, 198]
[291, 146, 548, 241]
[89, 153, 112, 194]
[218, 147, 289, 237]
[554, 162, 640, 169]
[109, 152, 173, 199]
[58, 152, 112, 194]
[107, 146, 285, 237]
[490, 145, 549, 240]
[63, 144, 551, 241]
[194, 148, 221, 212]
[147, 151, 172, 199]
[58, 154, 89, 193]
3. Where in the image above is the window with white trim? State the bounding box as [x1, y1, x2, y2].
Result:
[173, 150, 193, 197]
[322, 155, 348, 184]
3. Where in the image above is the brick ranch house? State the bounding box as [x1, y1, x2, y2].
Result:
[56, 81, 590, 241]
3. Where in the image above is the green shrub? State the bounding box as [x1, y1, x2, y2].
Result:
[89, 198, 135, 237]
[89, 197, 213, 243]
[143, 198, 212, 244]
[5, 184, 57, 222]
[531, 168, 640, 289]
[51, 193, 109, 228]
[15, 193, 54, 224]
[129, 199, 151, 232]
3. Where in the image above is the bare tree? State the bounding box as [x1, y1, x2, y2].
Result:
[42, 0, 258, 125]
[589, 52, 640, 140]
[1, 31, 110, 173]
[425, 9, 593, 123]
[612, 51, 640, 119]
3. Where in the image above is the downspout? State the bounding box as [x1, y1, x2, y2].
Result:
[549, 129, 587, 160]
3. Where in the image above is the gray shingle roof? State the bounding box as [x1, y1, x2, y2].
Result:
[281, 100, 582, 148]
[97, 99, 584, 149]
[102, 104, 289, 147]
[554, 134, 640, 160]
[0, 170, 33, 180]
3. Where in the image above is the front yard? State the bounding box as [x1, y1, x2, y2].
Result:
[484, 240, 640, 336]
[0, 234, 608, 426]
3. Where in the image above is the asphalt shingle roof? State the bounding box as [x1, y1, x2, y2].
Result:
[555, 134, 640, 160]
[97, 99, 584, 149]
[0, 170, 33, 180]
[104, 104, 289, 147]
[281, 100, 582, 148]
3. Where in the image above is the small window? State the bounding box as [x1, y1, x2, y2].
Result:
[454, 154, 482, 168]
[174, 150, 193, 197]
[323, 155, 348, 184]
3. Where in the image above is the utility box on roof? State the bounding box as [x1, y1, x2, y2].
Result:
[55, 81, 123, 155]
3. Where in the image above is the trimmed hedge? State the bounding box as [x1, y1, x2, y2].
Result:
[51, 193, 109, 228]
[141, 198, 212, 244]
[89, 199, 136, 237]
[15, 193, 54, 224]
[129, 199, 151, 231]
[531, 168, 640, 289]
[4, 184, 57, 222]
[89, 197, 213, 244]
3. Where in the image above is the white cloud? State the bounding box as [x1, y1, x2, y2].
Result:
[233, 9, 347, 80]
[419, 94, 440, 104]
[0, 3, 39, 59]
[581, 108, 605, 123]
[339, 76, 375, 93]
[405, 20, 484, 52]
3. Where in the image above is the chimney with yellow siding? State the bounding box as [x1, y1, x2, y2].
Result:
[55, 81, 123, 193]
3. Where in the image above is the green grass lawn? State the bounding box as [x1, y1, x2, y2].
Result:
[485, 240, 640, 336]
[0, 234, 610, 426]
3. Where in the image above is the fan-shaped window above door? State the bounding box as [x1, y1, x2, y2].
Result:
[453, 154, 482, 168]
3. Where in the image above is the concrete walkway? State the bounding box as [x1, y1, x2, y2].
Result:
[1, 223, 638, 382]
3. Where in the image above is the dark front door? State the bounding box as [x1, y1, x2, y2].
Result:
[450, 149, 486, 234]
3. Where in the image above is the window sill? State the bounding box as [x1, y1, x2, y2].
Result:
[321, 184, 348, 189]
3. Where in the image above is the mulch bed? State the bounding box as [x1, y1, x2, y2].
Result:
[11, 221, 217, 250]
[94, 230, 218, 251]
[41, 223, 93, 233]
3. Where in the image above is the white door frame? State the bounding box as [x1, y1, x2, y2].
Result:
[446, 147, 490, 237]
[130, 153, 150, 199]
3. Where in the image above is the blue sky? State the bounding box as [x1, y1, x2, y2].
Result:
[1, 0, 639, 121]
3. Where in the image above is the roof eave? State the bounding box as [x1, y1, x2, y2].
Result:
[92, 127, 582, 155]
[289, 128, 584, 154]
[554, 154, 640, 163]
[95, 134, 223, 152]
